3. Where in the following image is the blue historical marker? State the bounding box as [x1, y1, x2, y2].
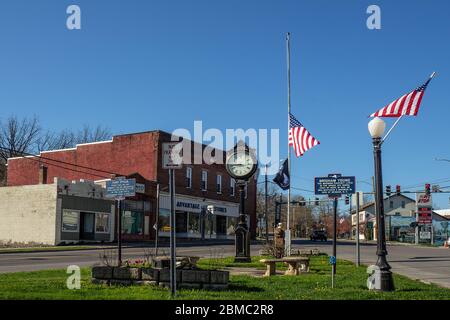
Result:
[106, 177, 136, 199]
[329, 255, 336, 265]
[314, 174, 356, 197]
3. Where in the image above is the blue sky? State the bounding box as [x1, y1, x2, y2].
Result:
[0, 0, 449, 208]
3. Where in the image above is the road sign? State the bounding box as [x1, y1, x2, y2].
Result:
[106, 177, 136, 199]
[329, 255, 336, 265]
[314, 174, 356, 197]
[162, 142, 183, 169]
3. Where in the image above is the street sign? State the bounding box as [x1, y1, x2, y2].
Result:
[162, 142, 183, 169]
[314, 174, 356, 197]
[106, 177, 136, 199]
[329, 255, 336, 265]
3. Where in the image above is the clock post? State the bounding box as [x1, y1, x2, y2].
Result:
[234, 180, 251, 262]
[225, 142, 257, 263]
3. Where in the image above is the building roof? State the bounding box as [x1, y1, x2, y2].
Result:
[352, 193, 415, 214]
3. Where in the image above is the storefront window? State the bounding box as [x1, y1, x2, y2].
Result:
[227, 217, 237, 235]
[122, 211, 144, 235]
[62, 210, 79, 232]
[176, 212, 188, 233]
[188, 213, 201, 235]
[95, 213, 109, 233]
[205, 215, 216, 237]
[158, 209, 170, 232]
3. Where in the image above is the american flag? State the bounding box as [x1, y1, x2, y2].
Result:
[288, 113, 320, 157]
[369, 74, 435, 118]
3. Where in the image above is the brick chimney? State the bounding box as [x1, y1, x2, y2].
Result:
[39, 165, 48, 184]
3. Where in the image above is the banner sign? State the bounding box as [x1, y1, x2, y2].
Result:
[314, 174, 356, 197]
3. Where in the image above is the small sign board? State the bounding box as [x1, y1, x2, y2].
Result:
[106, 177, 136, 199]
[315, 174, 356, 197]
[420, 231, 431, 239]
[416, 192, 433, 225]
[329, 256, 336, 265]
[417, 207, 432, 225]
[162, 142, 183, 169]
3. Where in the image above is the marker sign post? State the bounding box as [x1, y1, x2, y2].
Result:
[162, 142, 183, 297]
[106, 177, 136, 266]
[315, 174, 356, 288]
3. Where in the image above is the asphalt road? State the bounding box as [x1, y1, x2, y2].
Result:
[0, 240, 449, 288]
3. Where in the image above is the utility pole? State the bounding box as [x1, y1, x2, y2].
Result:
[117, 198, 122, 266]
[169, 169, 176, 297]
[154, 183, 160, 256]
[356, 192, 360, 267]
[264, 164, 269, 242]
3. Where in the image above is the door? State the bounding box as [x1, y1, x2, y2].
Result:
[80, 212, 95, 240]
[216, 216, 227, 235]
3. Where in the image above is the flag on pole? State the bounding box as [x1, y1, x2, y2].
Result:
[273, 159, 290, 190]
[288, 113, 320, 157]
[369, 73, 435, 118]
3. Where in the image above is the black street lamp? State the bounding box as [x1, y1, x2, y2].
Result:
[368, 117, 395, 291]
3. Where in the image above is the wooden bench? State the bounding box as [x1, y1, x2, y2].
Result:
[260, 257, 310, 277]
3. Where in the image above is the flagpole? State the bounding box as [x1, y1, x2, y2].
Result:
[286, 32, 292, 256]
[382, 71, 436, 144]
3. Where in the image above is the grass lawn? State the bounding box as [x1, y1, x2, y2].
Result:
[0, 255, 449, 300]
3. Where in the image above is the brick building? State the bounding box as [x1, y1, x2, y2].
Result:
[6, 130, 258, 242]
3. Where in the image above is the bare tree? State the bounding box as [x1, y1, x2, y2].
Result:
[0, 115, 41, 163]
[0, 115, 112, 186]
[75, 125, 111, 145]
[36, 125, 112, 152]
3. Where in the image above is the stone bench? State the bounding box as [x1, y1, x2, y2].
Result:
[260, 257, 310, 277]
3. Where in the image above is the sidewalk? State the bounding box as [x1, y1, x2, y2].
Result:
[0, 239, 264, 255]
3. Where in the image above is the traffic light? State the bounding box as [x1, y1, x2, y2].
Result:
[385, 185, 391, 196]
[425, 183, 431, 195]
[345, 195, 350, 205]
[315, 198, 319, 206]
[396, 185, 401, 195]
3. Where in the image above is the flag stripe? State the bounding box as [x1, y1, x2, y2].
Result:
[289, 113, 319, 157]
[369, 76, 433, 118]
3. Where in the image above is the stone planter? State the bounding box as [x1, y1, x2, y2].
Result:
[91, 265, 229, 290]
[113, 267, 142, 280]
[92, 266, 113, 280]
[141, 268, 159, 282]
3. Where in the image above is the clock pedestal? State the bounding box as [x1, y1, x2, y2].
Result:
[234, 183, 251, 263]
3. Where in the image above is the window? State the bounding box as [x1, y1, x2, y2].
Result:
[401, 201, 405, 209]
[217, 175, 222, 193]
[186, 167, 192, 188]
[122, 211, 144, 235]
[230, 178, 235, 196]
[62, 210, 79, 232]
[188, 213, 201, 235]
[389, 201, 394, 209]
[95, 213, 110, 233]
[201, 171, 208, 191]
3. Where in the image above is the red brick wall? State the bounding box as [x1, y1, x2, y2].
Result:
[6, 130, 258, 238]
[7, 131, 160, 186]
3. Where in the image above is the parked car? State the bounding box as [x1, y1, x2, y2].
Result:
[310, 230, 327, 241]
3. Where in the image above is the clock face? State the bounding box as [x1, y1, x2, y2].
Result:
[226, 151, 257, 179]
